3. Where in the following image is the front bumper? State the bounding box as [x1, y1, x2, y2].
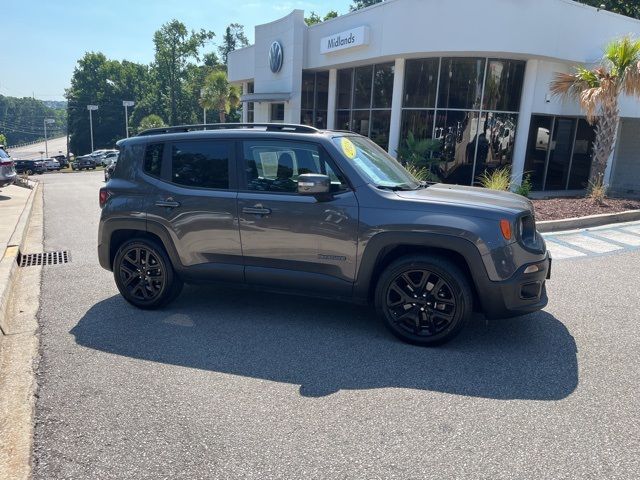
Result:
[478, 252, 551, 319]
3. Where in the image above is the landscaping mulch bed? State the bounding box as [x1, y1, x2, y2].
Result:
[531, 197, 640, 221]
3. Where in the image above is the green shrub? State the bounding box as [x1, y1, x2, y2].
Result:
[515, 174, 532, 198]
[477, 167, 511, 191]
[397, 132, 442, 182]
[588, 175, 607, 205]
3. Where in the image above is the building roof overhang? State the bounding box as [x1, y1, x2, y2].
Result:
[240, 93, 291, 103]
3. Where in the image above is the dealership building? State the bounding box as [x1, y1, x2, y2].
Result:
[228, 0, 640, 195]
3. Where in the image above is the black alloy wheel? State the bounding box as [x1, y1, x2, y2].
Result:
[113, 239, 183, 309]
[376, 255, 472, 346]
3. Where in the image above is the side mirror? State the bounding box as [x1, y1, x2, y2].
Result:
[297, 173, 331, 196]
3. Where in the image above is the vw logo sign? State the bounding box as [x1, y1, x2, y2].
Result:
[269, 41, 283, 74]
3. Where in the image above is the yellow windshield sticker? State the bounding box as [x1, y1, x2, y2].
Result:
[341, 137, 357, 159]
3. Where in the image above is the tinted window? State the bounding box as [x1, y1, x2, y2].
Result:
[337, 69, 353, 109]
[403, 58, 439, 108]
[143, 143, 164, 177]
[353, 65, 373, 109]
[438, 58, 485, 110]
[243, 141, 348, 193]
[372, 63, 394, 109]
[483, 60, 525, 112]
[171, 141, 230, 189]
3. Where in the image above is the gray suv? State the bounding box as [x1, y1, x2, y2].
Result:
[98, 124, 550, 346]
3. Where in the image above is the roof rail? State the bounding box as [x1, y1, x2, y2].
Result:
[137, 123, 320, 137]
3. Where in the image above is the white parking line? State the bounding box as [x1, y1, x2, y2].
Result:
[621, 224, 640, 236]
[544, 240, 586, 259]
[559, 234, 623, 253]
[591, 230, 640, 246]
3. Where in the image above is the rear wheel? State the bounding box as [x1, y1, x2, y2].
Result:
[26, 169, 33, 175]
[113, 238, 183, 309]
[375, 254, 472, 346]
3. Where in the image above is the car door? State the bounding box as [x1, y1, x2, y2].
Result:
[144, 138, 243, 282]
[237, 138, 359, 296]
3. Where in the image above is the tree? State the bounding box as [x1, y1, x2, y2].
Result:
[576, 1, 640, 19]
[66, 52, 150, 154]
[138, 114, 166, 132]
[218, 24, 249, 64]
[350, 0, 383, 11]
[153, 20, 214, 125]
[0, 133, 6, 145]
[200, 71, 240, 123]
[305, 10, 339, 26]
[550, 36, 640, 189]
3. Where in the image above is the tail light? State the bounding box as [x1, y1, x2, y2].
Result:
[99, 188, 112, 208]
[0, 160, 13, 167]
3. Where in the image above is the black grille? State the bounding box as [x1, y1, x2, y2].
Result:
[18, 251, 70, 267]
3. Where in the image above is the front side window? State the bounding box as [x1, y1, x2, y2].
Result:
[243, 140, 348, 193]
[333, 136, 418, 190]
[143, 143, 164, 177]
[170, 140, 230, 189]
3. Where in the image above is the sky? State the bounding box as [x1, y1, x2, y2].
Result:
[2, 0, 350, 101]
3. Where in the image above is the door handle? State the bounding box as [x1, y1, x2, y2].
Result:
[155, 199, 181, 208]
[242, 206, 272, 215]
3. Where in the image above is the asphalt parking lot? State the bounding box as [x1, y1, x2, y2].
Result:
[30, 171, 640, 479]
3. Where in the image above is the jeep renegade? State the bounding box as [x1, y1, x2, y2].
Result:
[98, 123, 550, 346]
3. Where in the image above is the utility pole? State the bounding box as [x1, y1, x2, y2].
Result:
[201, 88, 207, 124]
[87, 105, 98, 153]
[44, 118, 55, 157]
[122, 100, 135, 138]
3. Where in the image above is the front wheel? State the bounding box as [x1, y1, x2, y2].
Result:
[113, 238, 183, 309]
[26, 169, 33, 175]
[375, 254, 473, 346]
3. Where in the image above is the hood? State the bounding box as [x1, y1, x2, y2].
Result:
[394, 183, 533, 216]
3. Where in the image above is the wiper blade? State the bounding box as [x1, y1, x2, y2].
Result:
[377, 184, 412, 191]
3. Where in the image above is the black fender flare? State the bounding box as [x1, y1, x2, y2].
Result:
[353, 231, 491, 303]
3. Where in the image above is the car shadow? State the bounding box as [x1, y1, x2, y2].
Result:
[71, 285, 578, 400]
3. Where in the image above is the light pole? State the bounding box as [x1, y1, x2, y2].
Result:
[200, 88, 207, 124]
[87, 105, 98, 153]
[122, 100, 135, 137]
[43, 118, 55, 157]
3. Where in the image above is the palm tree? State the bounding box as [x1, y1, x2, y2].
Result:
[550, 36, 640, 189]
[199, 70, 241, 123]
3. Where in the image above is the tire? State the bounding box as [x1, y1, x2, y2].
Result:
[26, 169, 33, 175]
[375, 254, 473, 346]
[113, 238, 183, 309]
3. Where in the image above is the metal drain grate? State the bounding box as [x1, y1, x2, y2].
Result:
[18, 251, 71, 267]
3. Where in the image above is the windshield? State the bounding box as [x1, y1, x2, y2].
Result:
[333, 136, 419, 190]
[0, 148, 9, 159]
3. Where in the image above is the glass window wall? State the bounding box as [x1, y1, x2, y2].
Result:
[335, 62, 394, 149]
[300, 71, 329, 129]
[524, 115, 595, 191]
[400, 57, 525, 185]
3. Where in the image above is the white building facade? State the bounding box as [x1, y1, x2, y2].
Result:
[228, 0, 640, 195]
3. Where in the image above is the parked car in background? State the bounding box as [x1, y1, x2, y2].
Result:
[15, 159, 46, 175]
[52, 154, 69, 168]
[44, 158, 61, 171]
[0, 145, 17, 187]
[102, 151, 118, 167]
[72, 155, 97, 171]
[90, 149, 117, 166]
[104, 158, 117, 182]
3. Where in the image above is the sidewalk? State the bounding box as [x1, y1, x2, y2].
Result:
[0, 183, 38, 335]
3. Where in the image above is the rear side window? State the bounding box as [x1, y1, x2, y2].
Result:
[170, 140, 230, 190]
[143, 143, 164, 177]
[0, 148, 9, 159]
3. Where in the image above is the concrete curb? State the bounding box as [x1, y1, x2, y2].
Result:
[0, 183, 40, 336]
[537, 209, 640, 233]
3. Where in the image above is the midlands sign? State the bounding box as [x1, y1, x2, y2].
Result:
[320, 26, 370, 54]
